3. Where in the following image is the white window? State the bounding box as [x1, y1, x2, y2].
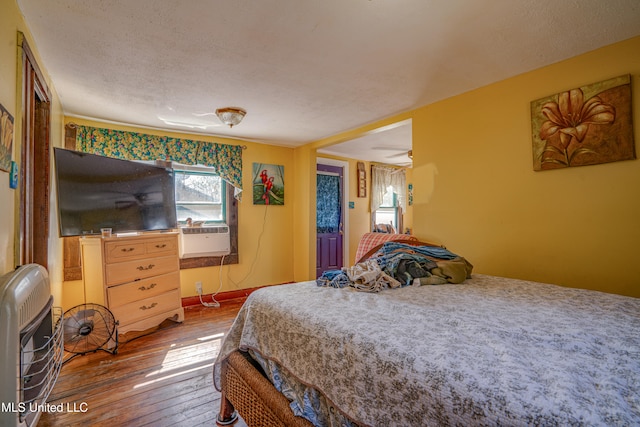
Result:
[373, 185, 398, 232]
[173, 165, 226, 225]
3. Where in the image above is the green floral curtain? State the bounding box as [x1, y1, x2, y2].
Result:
[76, 125, 243, 197]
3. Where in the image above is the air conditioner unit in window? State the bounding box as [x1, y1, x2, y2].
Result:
[178, 226, 231, 258]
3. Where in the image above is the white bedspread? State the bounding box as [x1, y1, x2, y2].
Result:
[214, 274, 640, 426]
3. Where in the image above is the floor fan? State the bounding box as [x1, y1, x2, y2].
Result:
[62, 299, 118, 363]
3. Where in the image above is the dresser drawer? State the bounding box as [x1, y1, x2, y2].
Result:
[104, 255, 179, 286]
[107, 271, 179, 307]
[82, 233, 182, 335]
[145, 238, 178, 256]
[110, 289, 181, 326]
[104, 235, 177, 263]
[104, 240, 147, 263]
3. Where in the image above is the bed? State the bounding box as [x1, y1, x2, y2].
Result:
[213, 243, 640, 426]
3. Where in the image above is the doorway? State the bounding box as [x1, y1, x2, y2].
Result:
[19, 35, 51, 269]
[316, 160, 348, 277]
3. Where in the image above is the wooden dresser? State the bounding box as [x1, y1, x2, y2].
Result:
[81, 232, 184, 335]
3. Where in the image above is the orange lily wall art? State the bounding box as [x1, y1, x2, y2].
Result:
[531, 75, 635, 171]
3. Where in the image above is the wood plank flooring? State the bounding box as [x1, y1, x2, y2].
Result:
[39, 299, 248, 427]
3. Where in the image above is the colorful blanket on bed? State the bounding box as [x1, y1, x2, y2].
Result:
[317, 242, 472, 290]
[214, 275, 640, 426]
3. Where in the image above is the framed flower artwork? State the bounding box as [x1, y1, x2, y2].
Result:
[530, 75, 635, 171]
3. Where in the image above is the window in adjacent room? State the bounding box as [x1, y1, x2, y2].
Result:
[373, 185, 398, 232]
[173, 164, 226, 225]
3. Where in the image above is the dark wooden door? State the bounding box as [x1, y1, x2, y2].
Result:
[316, 164, 343, 277]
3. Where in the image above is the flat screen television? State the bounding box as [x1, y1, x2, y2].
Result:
[54, 148, 178, 237]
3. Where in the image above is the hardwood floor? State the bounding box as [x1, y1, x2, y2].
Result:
[39, 299, 248, 427]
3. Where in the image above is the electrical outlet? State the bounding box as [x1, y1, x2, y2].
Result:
[195, 281, 203, 295]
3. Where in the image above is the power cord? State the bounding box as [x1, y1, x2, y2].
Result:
[199, 203, 268, 305]
[198, 254, 225, 308]
[198, 292, 219, 308]
[227, 204, 268, 288]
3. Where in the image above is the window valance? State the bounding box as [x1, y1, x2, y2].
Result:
[75, 125, 243, 197]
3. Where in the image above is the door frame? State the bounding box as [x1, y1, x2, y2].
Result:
[17, 33, 51, 269]
[316, 157, 349, 269]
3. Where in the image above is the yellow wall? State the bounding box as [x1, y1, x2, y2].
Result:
[347, 159, 372, 264]
[310, 36, 640, 297]
[0, 0, 20, 275]
[0, 0, 65, 303]
[292, 144, 315, 281]
[404, 167, 414, 235]
[411, 36, 640, 297]
[61, 118, 295, 305]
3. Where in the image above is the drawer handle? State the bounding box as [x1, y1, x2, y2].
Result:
[138, 283, 157, 291]
[136, 264, 155, 271]
[140, 302, 158, 311]
[121, 247, 135, 252]
[155, 244, 167, 249]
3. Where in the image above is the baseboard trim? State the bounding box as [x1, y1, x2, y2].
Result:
[181, 282, 293, 307]
[181, 288, 258, 307]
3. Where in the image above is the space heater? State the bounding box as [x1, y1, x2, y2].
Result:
[0, 264, 63, 427]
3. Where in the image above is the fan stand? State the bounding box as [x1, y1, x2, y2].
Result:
[62, 303, 119, 365]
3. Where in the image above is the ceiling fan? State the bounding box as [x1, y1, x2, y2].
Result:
[372, 146, 413, 160]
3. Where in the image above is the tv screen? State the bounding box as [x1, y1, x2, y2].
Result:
[54, 148, 178, 237]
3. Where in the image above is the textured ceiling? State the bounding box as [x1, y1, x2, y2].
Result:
[16, 0, 640, 165]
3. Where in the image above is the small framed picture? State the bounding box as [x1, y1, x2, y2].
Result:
[357, 162, 366, 198]
[10, 161, 18, 189]
[253, 163, 284, 205]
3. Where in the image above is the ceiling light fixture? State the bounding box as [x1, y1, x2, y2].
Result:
[215, 107, 246, 128]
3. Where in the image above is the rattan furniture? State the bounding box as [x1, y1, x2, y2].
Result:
[217, 350, 313, 426]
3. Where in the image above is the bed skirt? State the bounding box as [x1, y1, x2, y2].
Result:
[217, 350, 313, 427]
